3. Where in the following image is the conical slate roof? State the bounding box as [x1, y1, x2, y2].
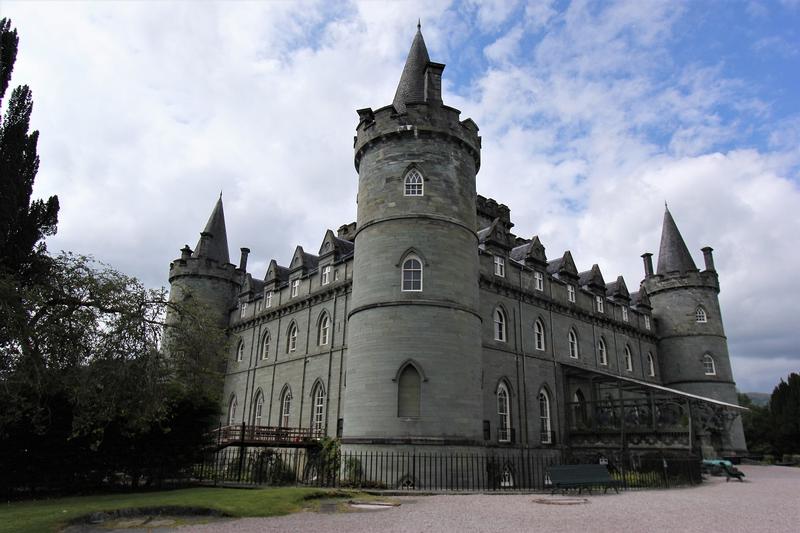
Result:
[656, 207, 696, 275]
[392, 24, 430, 113]
[193, 195, 230, 264]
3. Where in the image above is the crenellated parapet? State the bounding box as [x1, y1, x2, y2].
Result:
[643, 269, 719, 296]
[168, 252, 243, 286]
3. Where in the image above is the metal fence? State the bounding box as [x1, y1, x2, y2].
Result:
[195, 447, 701, 492]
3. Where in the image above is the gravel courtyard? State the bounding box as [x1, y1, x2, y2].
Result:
[186, 465, 799, 533]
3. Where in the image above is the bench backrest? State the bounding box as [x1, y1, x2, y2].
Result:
[548, 464, 614, 483]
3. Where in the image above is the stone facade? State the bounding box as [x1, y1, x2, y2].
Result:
[166, 27, 746, 458]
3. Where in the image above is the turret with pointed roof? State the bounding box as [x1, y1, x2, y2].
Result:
[193, 195, 231, 265]
[656, 206, 697, 275]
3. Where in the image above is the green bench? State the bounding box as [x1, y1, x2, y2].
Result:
[547, 464, 621, 494]
[722, 464, 745, 482]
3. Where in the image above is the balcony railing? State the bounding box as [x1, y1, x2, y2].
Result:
[208, 424, 324, 450]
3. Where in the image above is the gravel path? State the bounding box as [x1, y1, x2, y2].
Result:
[184, 465, 800, 533]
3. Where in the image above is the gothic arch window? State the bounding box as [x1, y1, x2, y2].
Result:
[227, 394, 238, 425]
[253, 390, 264, 426]
[311, 382, 326, 432]
[539, 388, 552, 444]
[696, 306, 708, 323]
[703, 354, 716, 375]
[624, 345, 634, 372]
[287, 322, 298, 353]
[260, 332, 270, 360]
[404, 168, 424, 196]
[534, 319, 546, 351]
[318, 313, 330, 346]
[497, 382, 511, 443]
[397, 364, 421, 418]
[598, 337, 608, 366]
[568, 329, 579, 359]
[494, 307, 507, 342]
[647, 352, 656, 377]
[401, 255, 423, 292]
[236, 339, 245, 362]
[280, 387, 292, 427]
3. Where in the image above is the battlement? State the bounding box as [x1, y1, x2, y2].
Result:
[476, 195, 512, 229]
[643, 269, 719, 295]
[168, 255, 243, 285]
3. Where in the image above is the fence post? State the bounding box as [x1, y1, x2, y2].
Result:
[237, 422, 246, 482]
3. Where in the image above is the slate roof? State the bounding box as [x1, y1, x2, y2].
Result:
[192, 195, 230, 264]
[606, 276, 630, 301]
[578, 264, 606, 290]
[392, 24, 430, 113]
[656, 207, 697, 275]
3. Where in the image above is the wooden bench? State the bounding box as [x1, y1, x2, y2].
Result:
[722, 464, 745, 482]
[547, 464, 621, 494]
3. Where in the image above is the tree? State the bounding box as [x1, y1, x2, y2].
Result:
[737, 393, 773, 456]
[769, 373, 800, 456]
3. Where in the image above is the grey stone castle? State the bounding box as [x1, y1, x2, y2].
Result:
[167, 27, 746, 459]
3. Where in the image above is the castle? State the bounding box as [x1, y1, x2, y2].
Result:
[167, 26, 746, 460]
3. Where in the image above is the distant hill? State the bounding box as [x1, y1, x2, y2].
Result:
[743, 392, 770, 407]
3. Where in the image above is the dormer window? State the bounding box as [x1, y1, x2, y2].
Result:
[494, 256, 505, 277]
[696, 306, 707, 323]
[404, 169, 424, 196]
[534, 271, 544, 291]
[622, 307, 628, 322]
[265, 291, 273, 308]
[595, 296, 604, 313]
[321, 265, 331, 285]
[644, 315, 651, 330]
[291, 279, 300, 297]
[567, 284, 576, 303]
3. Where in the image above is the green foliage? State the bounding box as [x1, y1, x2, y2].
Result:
[769, 373, 800, 455]
[738, 392, 774, 455]
[306, 437, 341, 484]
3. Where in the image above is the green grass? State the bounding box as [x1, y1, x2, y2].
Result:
[0, 486, 366, 533]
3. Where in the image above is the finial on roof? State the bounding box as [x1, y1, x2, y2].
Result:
[220, 190, 223, 200]
[665, 200, 668, 209]
[418, 19, 421, 31]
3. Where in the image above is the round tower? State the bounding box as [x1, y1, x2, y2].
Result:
[342, 26, 484, 452]
[643, 207, 746, 456]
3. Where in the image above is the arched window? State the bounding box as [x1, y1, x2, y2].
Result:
[227, 394, 238, 425]
[287, 323, 298, 352]
[696, 306, 707, 323]
[397, 364, 421, 417]
[497, 383, 511, 443]
[647, 352, 656, 377]
[494, 308, 507, 342]
[401, 256, 423, 291]
[534, 319, 545, 351]
[539, 388, 552, 444]
[568, 329, 579, 359]
[404, 169, 424, 196]
[572, 389, 587, 428]
[311, 384, 325, 432]
[703, 354, 716, 375]
[280, 388, 292, 427]
[318, 314, 330, 346]
[624, 345, 633, 372]
[260, 332, 270, 360]
[598, 337, 608, 365]
[236, 340, 245, 362]
[253, 391, 264, 426]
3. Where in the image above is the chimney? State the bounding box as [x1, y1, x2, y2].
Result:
[239, 247, 250, 271]
[641, 253, 654, 278]
[424, 62, 445, 104]
[701, 247, 715, 272]
[180, 245, 192, 261]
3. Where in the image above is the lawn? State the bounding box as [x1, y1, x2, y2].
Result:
[0, 486, 365, 533]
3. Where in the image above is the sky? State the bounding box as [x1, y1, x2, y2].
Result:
[4, 0, 799, 393]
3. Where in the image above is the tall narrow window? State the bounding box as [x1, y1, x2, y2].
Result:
[568, 329, 579, 359]
[696, 306, 707, 323]
[253, 391, 264, 426]
[624, 345, 633, 372]
[622, 307, 629, 322]
[598, 337, 608, 365]
[240, 301, 248, 318]
[265, 290, 273, 308]
[497, 383, 511, 443]
[595, 295, 604, 313]
[534, 271, 544, 291]
[703, 354, 716, 375]
[236, 340, 244, 362]
[401, 256, 422, 291]
[287, 323, 298, 352]
[494, 308, 507, 342]
[397, 365, 421, 417]
[572, 390, 587, 428]
[291, 279, 300, 297]
[227, 394, 238, 425]
[644, 315, 651, 330]
[647, 352, 656, 377]
[534, 319, 545, 351]
[280, 389, 292, 427]
[567, 284, 576, 303]
[321, 265, 331, 285]
[261, 332, 270, 360]
[318, 314, 330, 346]
[312, 385, 325, 432]
[404, 169, 424, 196]
[494, 256, 505, 277]
[539, 389, 552, 444]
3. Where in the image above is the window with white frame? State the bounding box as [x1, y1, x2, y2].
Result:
[321, 265, 331, 285]
[624, 345, 633, 372]
[236, 340, 244, 362]
[291, 279, 300, 297]
[253, 391, 264, 426]
[280, 389, 292, 427]
[622, 307, 629, 322]
[534, 319, 545, 351]
[567, 284, 576, 303]
[539, 389, 552, 444]
[401, 256, 423, 291]
[494, 256, 505, 277]
[318, 314, 330, 346]
[312, 385, 325, 432]
[595, 295, 604, 313]
[256, 300, 262, 312]
[404, 169, 424, 196]
[287, 323, 298, 352]
[703, 354, 716, 375]
[568, 329, 579, 359]
[598, 337, 608, 365]
[497, 383, 511, 443]
[240, 301, 248, 318]
[534, 271, 544, 291]
[227, 394, 238, 425]
[644, 315, 651, 330]
[265, 290, 273, 308]
[647, 352, 656, 377]
[696, 306, 707, 323]
[494, 308, 507, 342]
[260, 332, 270, 360]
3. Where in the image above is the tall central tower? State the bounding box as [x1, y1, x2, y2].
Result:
[342, 26, 484, 451]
